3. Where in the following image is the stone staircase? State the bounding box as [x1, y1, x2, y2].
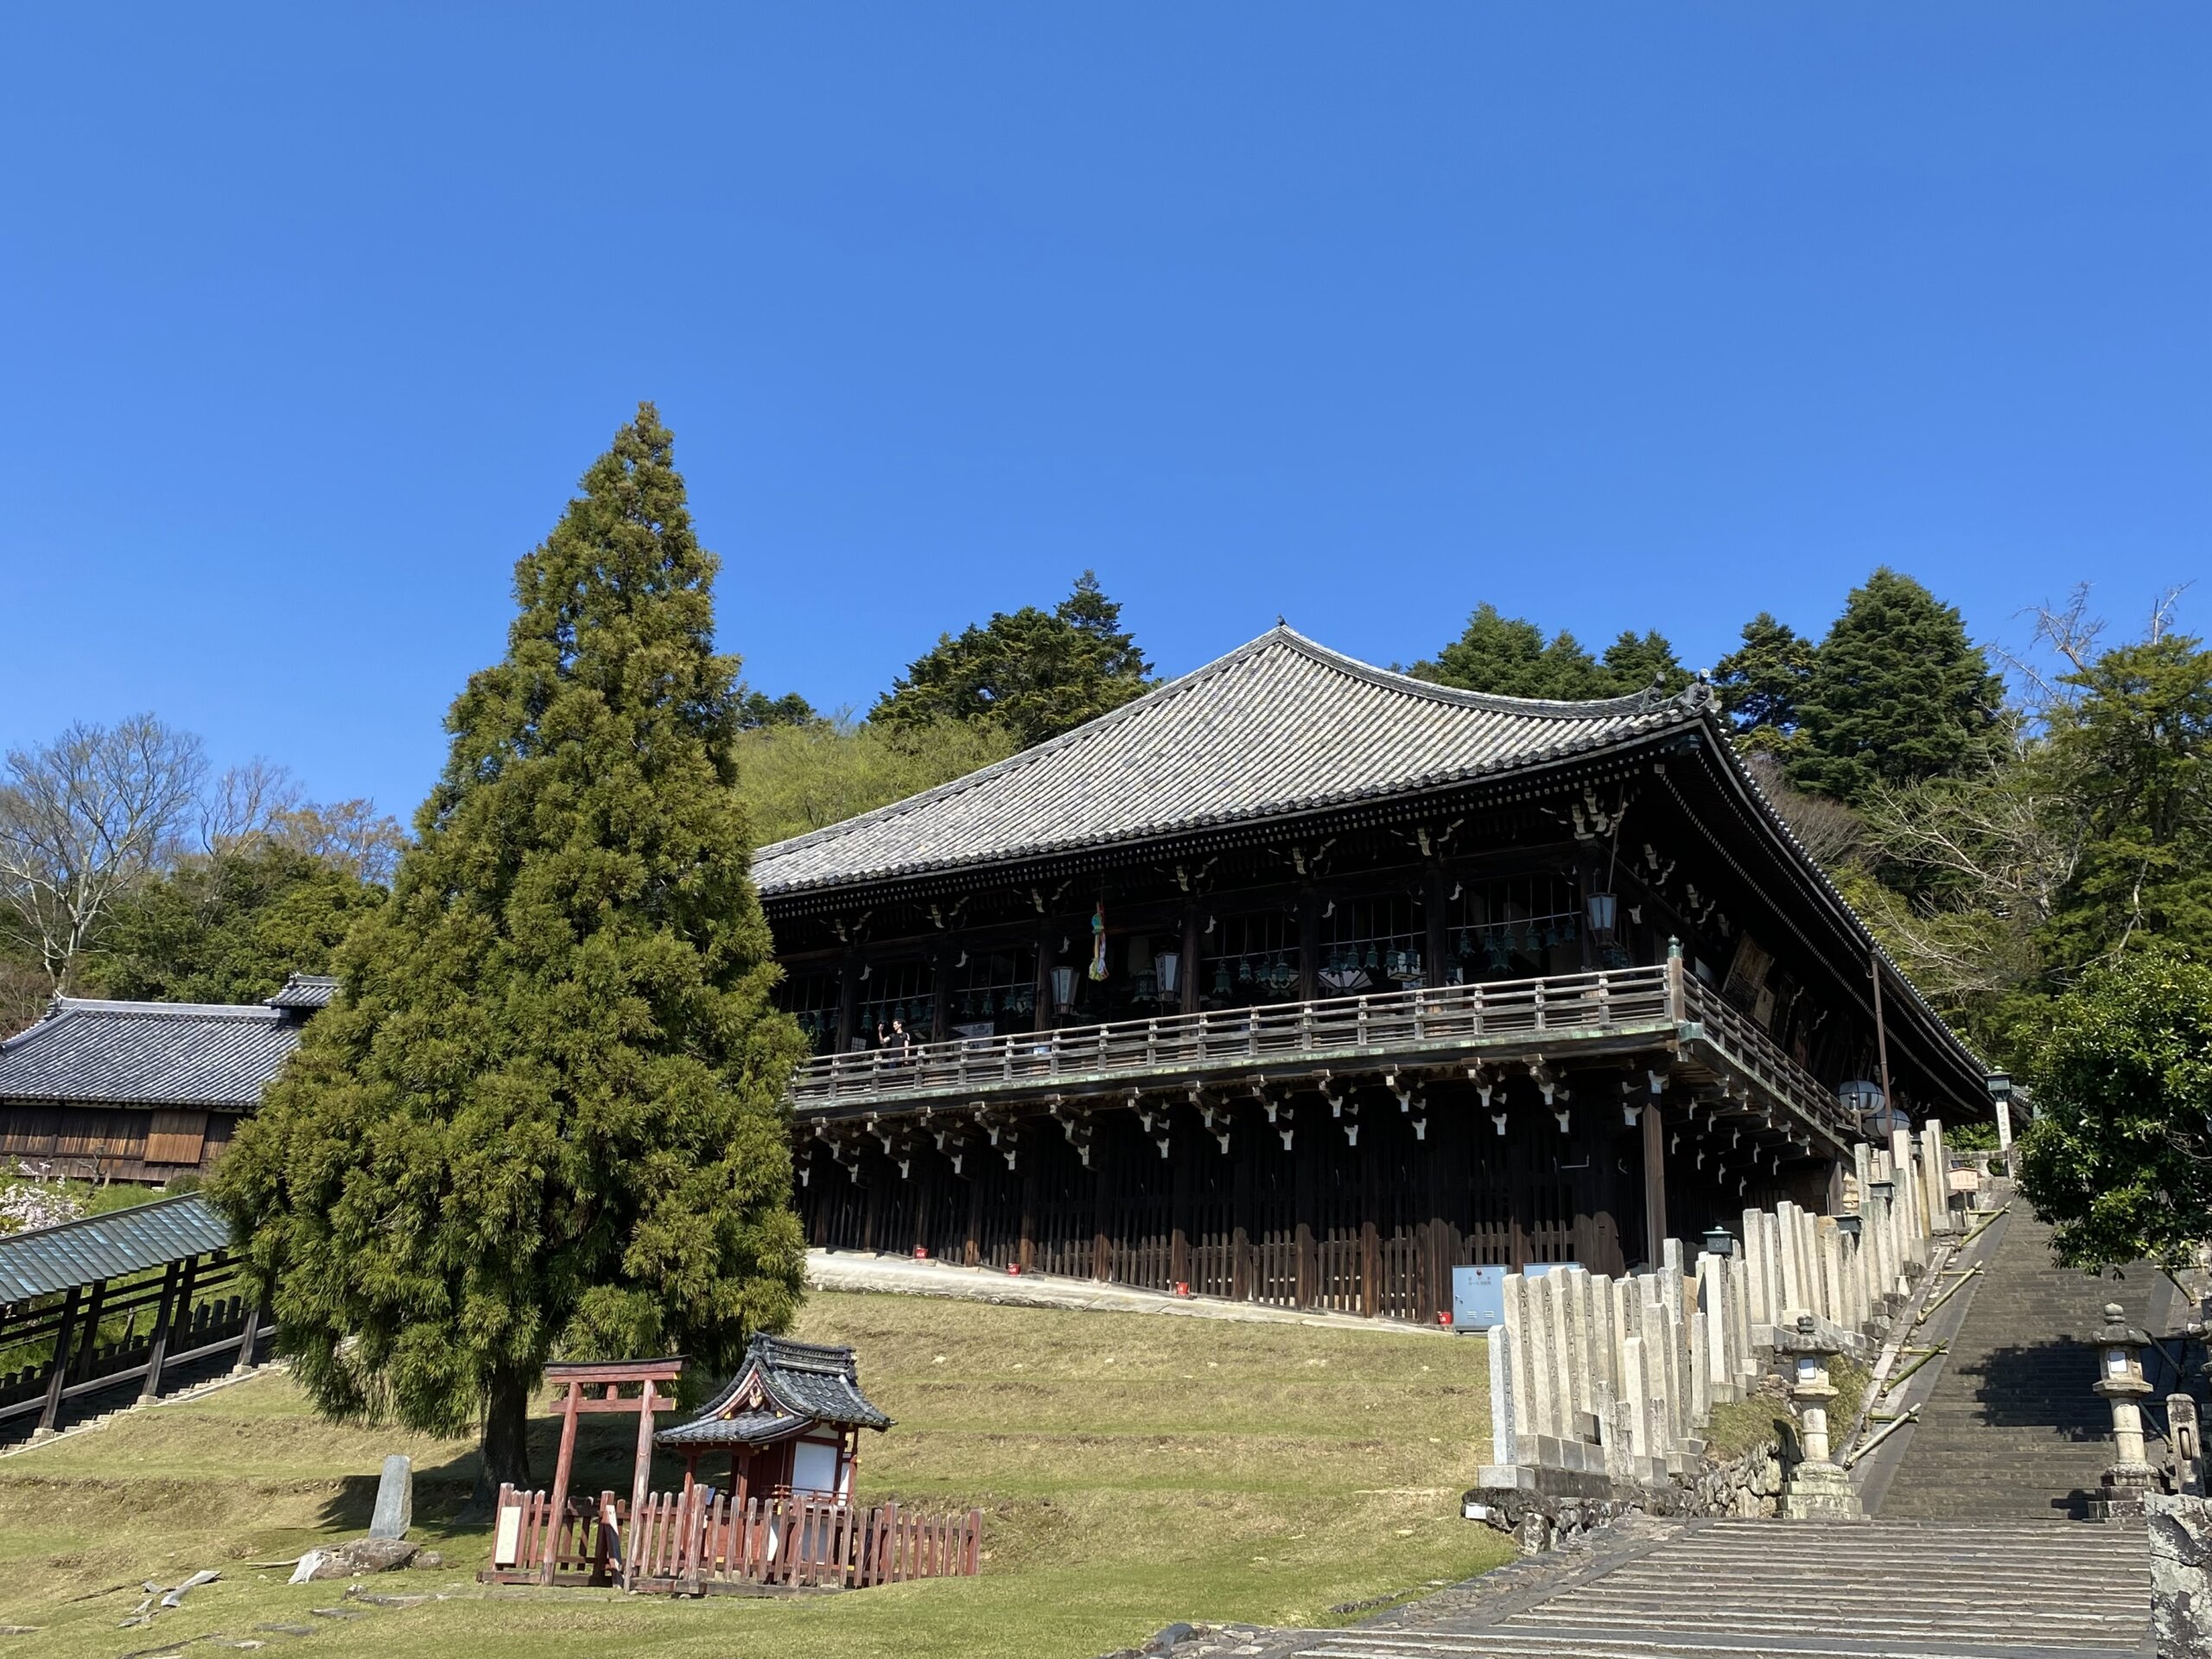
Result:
[1879, 1209, 2169, 1522]
[1298, 1518, 2151, 1659]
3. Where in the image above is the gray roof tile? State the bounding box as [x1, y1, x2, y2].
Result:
[0, 1193, 232, 1300]
[0, 999, 302, 1109]
[753, 626, 1705, 898]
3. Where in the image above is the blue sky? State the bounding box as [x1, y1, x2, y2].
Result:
[3, 5, 2205, 820]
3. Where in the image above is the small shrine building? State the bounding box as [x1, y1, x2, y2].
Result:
[657, 1334, 893, 1507]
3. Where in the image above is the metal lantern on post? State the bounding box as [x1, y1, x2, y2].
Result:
[1154, 951, 1180, 1002]
[1585, 891, 1618, 943]
[1702, 1224, 1735, 1259]
[1051, 964, 1077, 1016]
[2087, 1301, 2158, 1519]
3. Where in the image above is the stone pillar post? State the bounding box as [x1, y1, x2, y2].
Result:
[1923, 1118, 1951, 1235]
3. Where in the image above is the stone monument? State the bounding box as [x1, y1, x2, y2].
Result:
[370, 1453, 414, 1541]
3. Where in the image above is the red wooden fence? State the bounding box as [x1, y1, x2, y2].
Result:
[484, 1484, 982, 1594]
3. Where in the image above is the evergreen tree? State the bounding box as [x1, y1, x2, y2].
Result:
[1413, 604, 1606, 699]
[873, 571, 1152, 747]
[212, 406, 806, 1491]
[2016, 950, 2212, 1273]
[2040, 632, 2212, 967]
[1788, 569, 2005, 804]
[736, 689, 819, 730]
[1712, 612, 1816, 752]
[1597, 629, 1691, 696]
[90, 843, 385, 1005]
[1414, 606, 1685, 700]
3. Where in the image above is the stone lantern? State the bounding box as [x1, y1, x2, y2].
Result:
[2089, 1301, 2158, 1519]
[1780, 1313, 1861, 1519]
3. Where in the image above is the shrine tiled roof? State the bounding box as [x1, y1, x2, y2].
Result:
[658, 1334, 892, 1447]
[752, 626, 1709, 898]
[0, 998, 305, 1109]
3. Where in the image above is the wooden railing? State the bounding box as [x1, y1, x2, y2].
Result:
[789, 960, 1856, 1147]
[484, 1485, 982, 1594]
[792, 965, 1675, 1109]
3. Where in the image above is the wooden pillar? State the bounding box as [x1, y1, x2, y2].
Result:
[625, 1380, 660, 1591]
[836, 950, 859, 1053]
[930, 945, 951, 1046]
[71, 1275, 109, 1383]
[232, 1288, 269, 1374]
[1297, 885, 1319, 1004]
[1360, 1133, 1379, 1319]
[1018, 1147, 1037, 1273]
[1090, 1122, 1113, 1283]
[36, 1285, 84, 1436]
[963, 1166, 982, 1267]
[542, 1380, 582, 1586]
[1423, 866, 1449, 988]
[1035, 919, 1057, 1033]
[1643, 1096, 1668, 1270]
[138, 1259, 184, 1402]
[1294, 1121, 1317, 1308]
[1231, 1129, 1254, 1301]
[1180, 906, 1202, 1016]
[1168, 1118, 1192, 1289]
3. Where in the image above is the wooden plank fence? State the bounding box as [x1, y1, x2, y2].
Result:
[484, 1484, 982, 1594]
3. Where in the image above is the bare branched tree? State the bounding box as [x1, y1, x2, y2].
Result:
[200, 757, 308, 853]
[1743, 752, 1866, 870]
[265, 798, 409, 886]
[0, 715, 208, 990]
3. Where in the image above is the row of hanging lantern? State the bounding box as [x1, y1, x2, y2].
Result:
[955, 983, 1037, 1019]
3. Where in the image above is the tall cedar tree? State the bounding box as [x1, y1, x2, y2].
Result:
[872, 571, 1152, 747]
[1712, 612, 1816, 751]
[1788, 569, 2005, 804]
[91, 842, 386, 1004]
[1414, 604, 1686, 700]
[212, 406, 806, 1491]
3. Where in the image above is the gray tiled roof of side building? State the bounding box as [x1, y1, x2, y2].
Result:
[265, 973, 338, 1010]
[751, 626, 1706, 898]
[0, 999, 303, 1109]
[0, 1193, 233, 1300]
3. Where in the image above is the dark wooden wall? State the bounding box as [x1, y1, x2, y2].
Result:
[0, 1103, 233, 1184]
[795, 1081, 1724, 1324]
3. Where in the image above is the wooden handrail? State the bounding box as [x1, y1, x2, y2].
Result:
[788, 960, 1856, 1148]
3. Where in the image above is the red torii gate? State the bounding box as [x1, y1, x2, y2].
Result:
[537, 1356, 683, 1588]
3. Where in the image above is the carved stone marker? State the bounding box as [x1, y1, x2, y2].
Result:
[370, 1453, 413, 1541]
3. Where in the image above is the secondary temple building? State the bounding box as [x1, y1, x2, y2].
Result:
[758, 627, 1993, 1325]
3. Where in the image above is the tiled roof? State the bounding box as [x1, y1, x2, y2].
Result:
[658, 1333, 892, 1446]
[0, 1193, 232, 1300]
[0, 998, 303, 1109]
[753, 626, 1708, 898]
[265, 974, 338, 1011]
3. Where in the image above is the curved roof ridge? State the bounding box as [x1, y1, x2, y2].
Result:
[753, 626, 1694, 868]
[1269, 625, 1688, 718]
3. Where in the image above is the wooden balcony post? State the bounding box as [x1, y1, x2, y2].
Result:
[35, 1284, 84, 1437]
[137, 1258, 183, 1402]
[1666, 937, 1687, 1023]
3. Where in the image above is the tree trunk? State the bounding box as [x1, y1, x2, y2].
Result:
[474, 1365, 535, 1503]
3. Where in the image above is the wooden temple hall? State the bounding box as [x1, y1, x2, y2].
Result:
[758, 628, 1994, 1325]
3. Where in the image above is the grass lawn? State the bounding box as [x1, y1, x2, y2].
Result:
[0, 1292, 1513, 1658]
